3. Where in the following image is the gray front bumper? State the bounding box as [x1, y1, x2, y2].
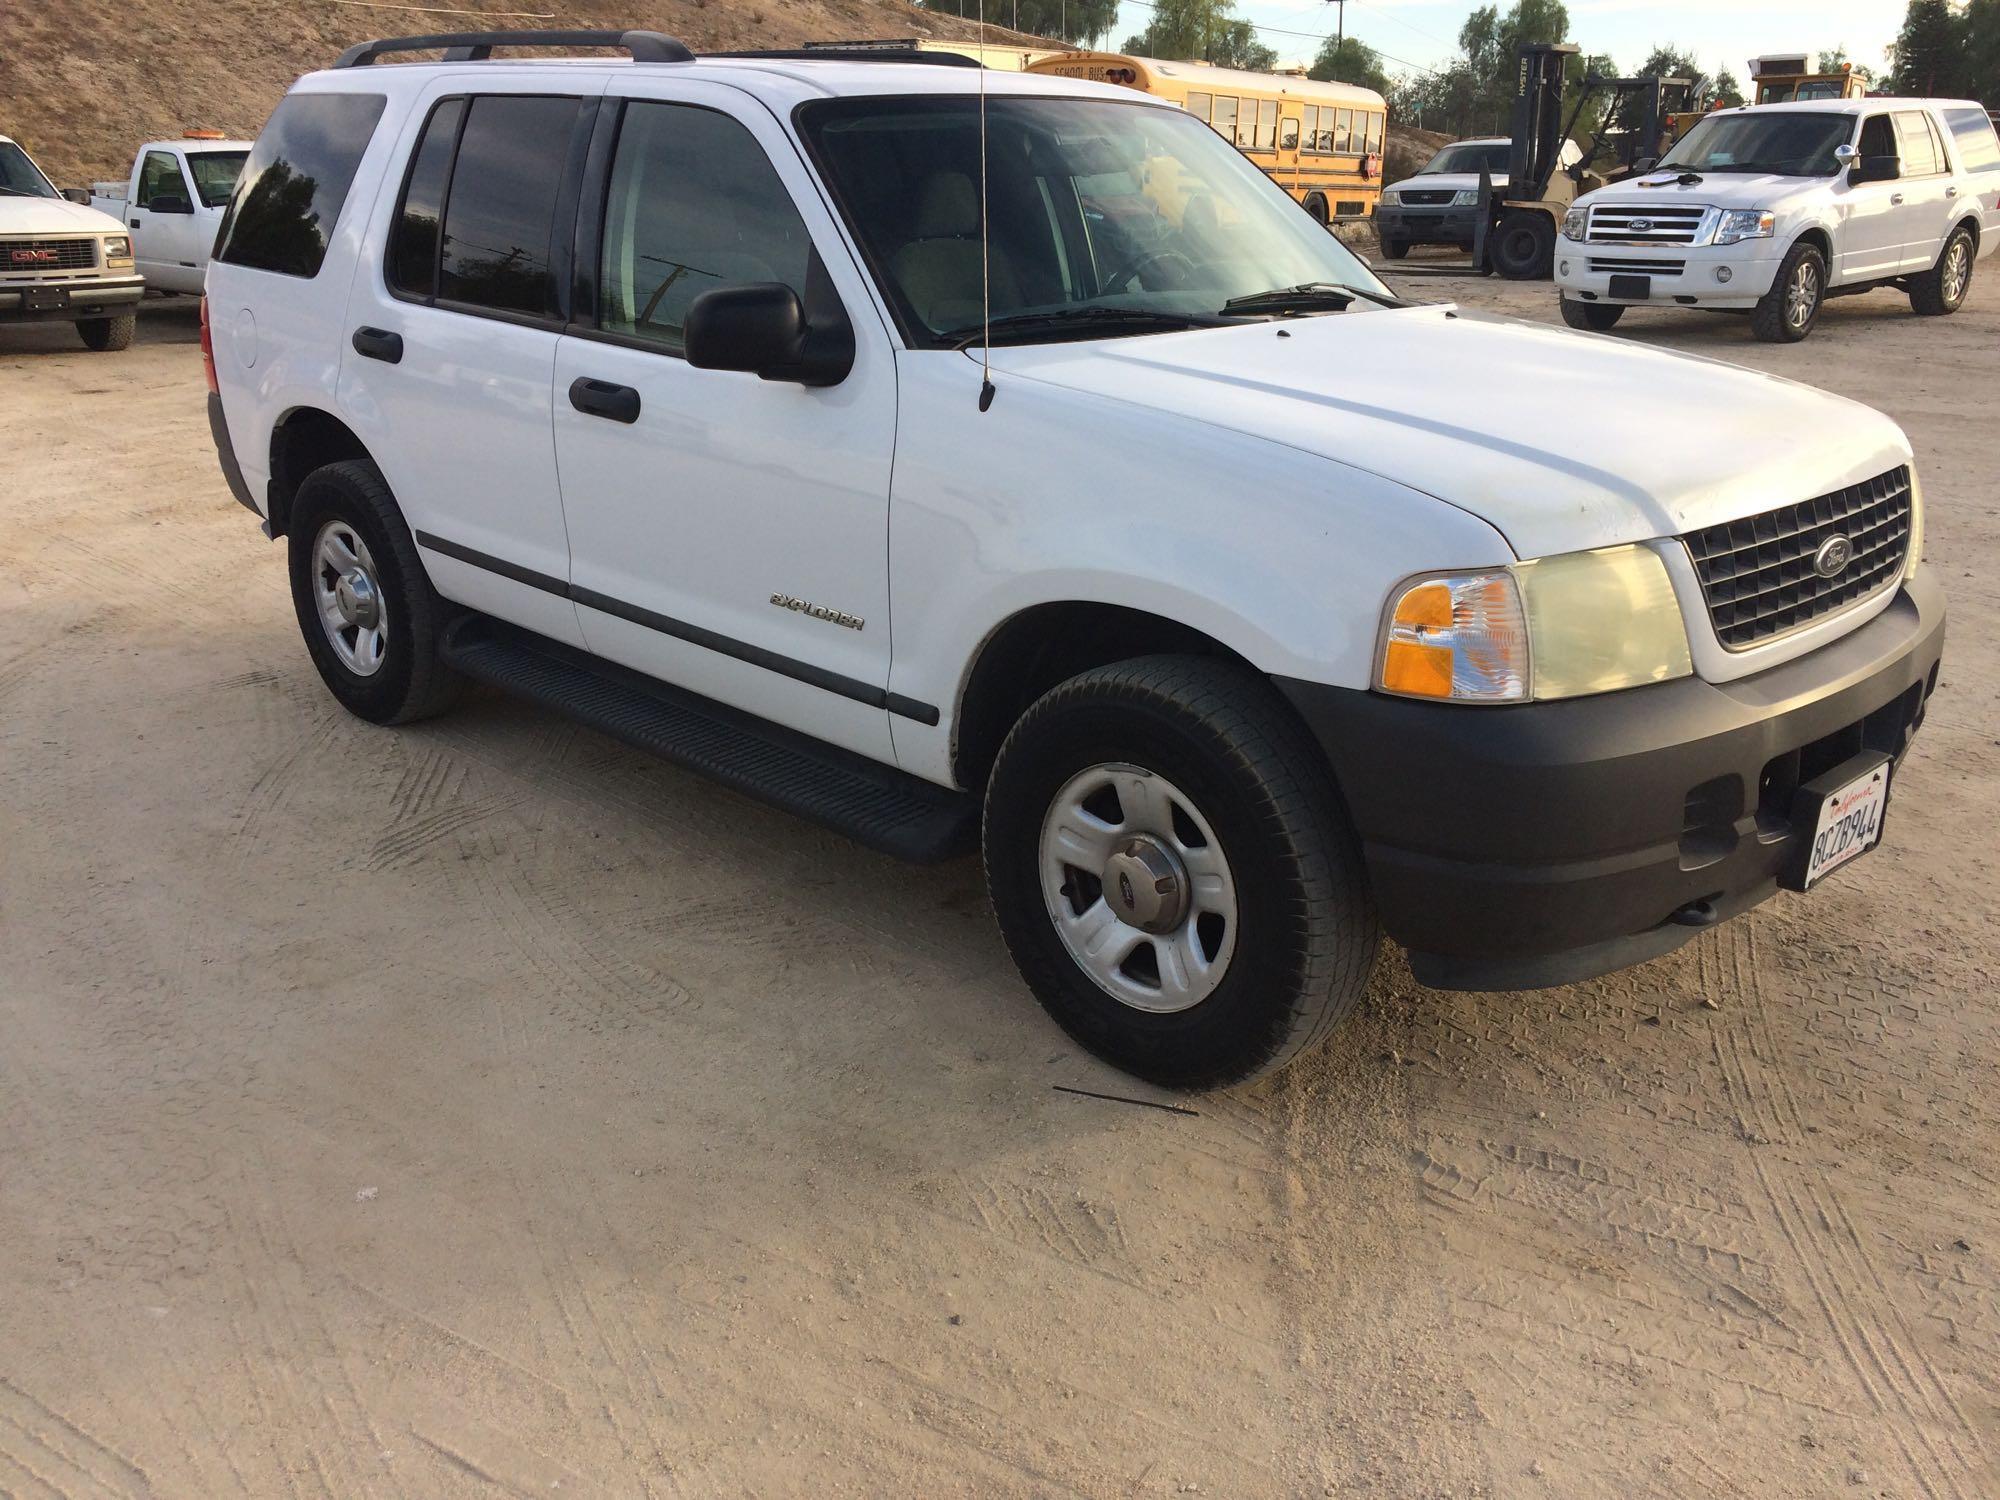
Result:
[0, 277, 146, 319]
[1374, 205, 1481, 243]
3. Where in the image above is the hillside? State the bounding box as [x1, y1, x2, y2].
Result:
[0, 0, 1048, 187]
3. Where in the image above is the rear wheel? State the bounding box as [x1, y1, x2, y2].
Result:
[76, 314, 135, 352]
[983, 656, 1378, 1090]
[1303, 192, 1330, 228]
[1559, 297, 1624, 332]
[1752, 241, 1825, 342]
[1910, 226, 1975, 316]
[288, 459, 462, 725]
[1490, 209, 1555, 279]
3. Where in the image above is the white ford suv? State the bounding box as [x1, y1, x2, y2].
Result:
[207, 33, 1945, 1088]
[1556, 97, 2000, 340]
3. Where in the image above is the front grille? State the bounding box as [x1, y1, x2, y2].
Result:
[1683, 467, 1912, 650]
[1398, 189, 1457, 206]
[1585, 203, 1706, 245]
[1588, 256, 1684, 275]
[1, 237, 98, 274]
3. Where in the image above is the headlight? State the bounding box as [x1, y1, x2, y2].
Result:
[1561, 206, 1587, 240]
[1450, 189, 1480, 207]
[1905, 468, 1923, 581]
[1713, 209, 1775, 246]
[103, 235, 132, 259]
[1376, 544, 1692, 703]
[1380, 190, 1400, 206]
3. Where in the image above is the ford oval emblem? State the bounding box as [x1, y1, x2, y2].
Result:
[1813, 534, 1854, 579]
[1629, 217, 1654, 232]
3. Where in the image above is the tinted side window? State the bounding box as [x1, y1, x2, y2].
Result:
[1894, 111, 1942, 175]
[1858, 114, 1895, 158]
[138, 151, 185, 206]
[1944, 107, 2000, 172]
[438, 95, 582, 317]
[598, 102, 811, 353]
[387, 97, 465, 297]
[216, 92, 387, 278]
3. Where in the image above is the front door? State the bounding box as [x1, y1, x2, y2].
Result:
[129, 150, 206, 290]
[552, 83, 900, 763]
[1835, 114, 1906, 282]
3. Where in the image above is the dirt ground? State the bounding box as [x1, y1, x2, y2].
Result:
[2, 267, 1996, 1499]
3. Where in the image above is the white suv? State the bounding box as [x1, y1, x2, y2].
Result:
[207, 33, 1945, 1088]
[1556, 98, 2000, 340]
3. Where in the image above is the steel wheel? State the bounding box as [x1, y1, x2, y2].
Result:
[312, 518, 388, 677]
[1786, 258, 1820, 332]
[1942, 239, 1970, 306]
[1038, 762, 1237, 1013]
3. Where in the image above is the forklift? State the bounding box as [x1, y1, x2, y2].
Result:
[1465, 43, 1692, 280]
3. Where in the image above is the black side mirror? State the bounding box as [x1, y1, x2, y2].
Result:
[61, 187, 91, 205]
[683, 253, 854, 387]
[1632, 156, 1658, 173]
[147, 193, 194, 214]
[1849, 154, 1900, 185]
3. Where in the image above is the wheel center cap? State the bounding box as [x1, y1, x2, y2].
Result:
[1103, 836, 1189, 934]
[334, 569, 378, 629]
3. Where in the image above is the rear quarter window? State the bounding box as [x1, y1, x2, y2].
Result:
[1942, 107, 2000, 173]
[215, 91, 387, 278]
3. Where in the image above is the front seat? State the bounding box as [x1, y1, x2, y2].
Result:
[888, 172, 1026, 332]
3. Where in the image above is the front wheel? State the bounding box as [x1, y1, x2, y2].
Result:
[76, 314, 135, 351]
[1910, 226, 1975, 316]
[1490, 209, 1555, 279]
[1379, 237, 1411, 261]
[1559, 297, 1624, 332]
[983, 656, 1379, 1090]
[1752, 241, 1825, 342]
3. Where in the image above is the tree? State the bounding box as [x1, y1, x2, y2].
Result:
[1635, 45, 1710, 101]
[1965, 0, 2000, 105]
[1309, 36, 1393, 95]
[1456, 0, 1575, 133]
[1711, 67, 1743, 107]
[1121, 0, 1275, 68]
[1815, 45, 1877, 88]
[996, 0, 1119, 46]
[1888, 0, 1964, 96]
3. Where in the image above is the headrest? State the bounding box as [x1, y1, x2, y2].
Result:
[913, 172, 980, 238]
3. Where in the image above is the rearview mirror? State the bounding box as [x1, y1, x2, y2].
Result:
[146, 193, 193, 215]
[683, 256, 854, 387]
[1848, 154, 1900, 185]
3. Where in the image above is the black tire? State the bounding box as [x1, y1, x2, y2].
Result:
[1303, 192, 1330, 228]
[1909, 225, 1976, 316]
[1559, 297, 1624, 332]
[1751, 240, 1826, 342]
[287, 459, 462, 725]
[983, 655, 1379, 1090]
[1380, 237, 1411, 260]
[1490, 209, 1555, 279]
[76, 314, 135, 352]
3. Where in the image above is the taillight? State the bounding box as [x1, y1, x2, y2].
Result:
[199, 295, 219, 394]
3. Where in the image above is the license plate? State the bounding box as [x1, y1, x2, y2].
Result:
[1609, 273, 1651, 300]
[22, 285, 68, 311]
[1796, 760, 1890, 890]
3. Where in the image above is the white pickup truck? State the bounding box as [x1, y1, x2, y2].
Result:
[0, 133, 144, 349]
[90, 135, 251, 295]
[1556, 97, 2000, 340]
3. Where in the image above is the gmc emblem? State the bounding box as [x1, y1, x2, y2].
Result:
[10, 248, 57, 264]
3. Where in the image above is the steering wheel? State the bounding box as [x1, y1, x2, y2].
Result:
[1100, 250, 1196, 294]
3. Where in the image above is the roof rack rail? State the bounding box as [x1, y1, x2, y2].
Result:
[707, 45, 981, 68]
[333, 29, 694, 68]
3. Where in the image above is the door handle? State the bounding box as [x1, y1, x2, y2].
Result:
[568, 376, 641, 424]
[351, 326, 404, 364]
[1946, 185, 1959, 198]
[129, 218, 141, 229]
[1890, 192, 1904, 205]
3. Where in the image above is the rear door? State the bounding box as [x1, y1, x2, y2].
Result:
[338, 81, 600, 650]
[551, 80, 900, 763]
[1890, 109, 1953, 271]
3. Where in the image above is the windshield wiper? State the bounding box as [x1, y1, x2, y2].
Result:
[1220, 281, 1411, 317]
[947, 306, 1225, 349]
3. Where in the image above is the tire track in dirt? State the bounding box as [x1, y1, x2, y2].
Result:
[0, 1374, 153, 1498]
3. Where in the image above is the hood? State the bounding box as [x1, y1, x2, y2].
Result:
[1386, 171, 1505, 195]
[0, 195, 128, 236]
[989, 307, 1911, 560]
[1580, 171, 1827, 211]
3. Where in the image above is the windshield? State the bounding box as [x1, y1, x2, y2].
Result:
[797, 95, 1392, 346]
[1422, 142, 1508, 175]
[186, 150, 249, 207]
[0, 141, 61, 199]
[1658, 111, 1852, 175]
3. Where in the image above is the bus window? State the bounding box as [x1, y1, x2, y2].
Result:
[1186, 91, 1211, 123]
[1366, 113, 1385, 155]
[1253, 99, 1278, 151]
[1281, 115, 1300, 151]
[1333, 110, 1353, 153]
[1212, 96, 1238, 144]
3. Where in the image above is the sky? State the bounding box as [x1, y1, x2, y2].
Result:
[1103, 0, 1903, 84]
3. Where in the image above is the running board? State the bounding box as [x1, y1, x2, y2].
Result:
[439, 617, 976, 863]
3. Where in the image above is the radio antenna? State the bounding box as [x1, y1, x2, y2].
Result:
[975, 0, 995, 411]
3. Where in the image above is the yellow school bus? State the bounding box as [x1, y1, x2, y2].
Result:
[1026, 52, 1388, 224]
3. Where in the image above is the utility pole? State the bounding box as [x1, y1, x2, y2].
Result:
[1330, 0, 1345, 55]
